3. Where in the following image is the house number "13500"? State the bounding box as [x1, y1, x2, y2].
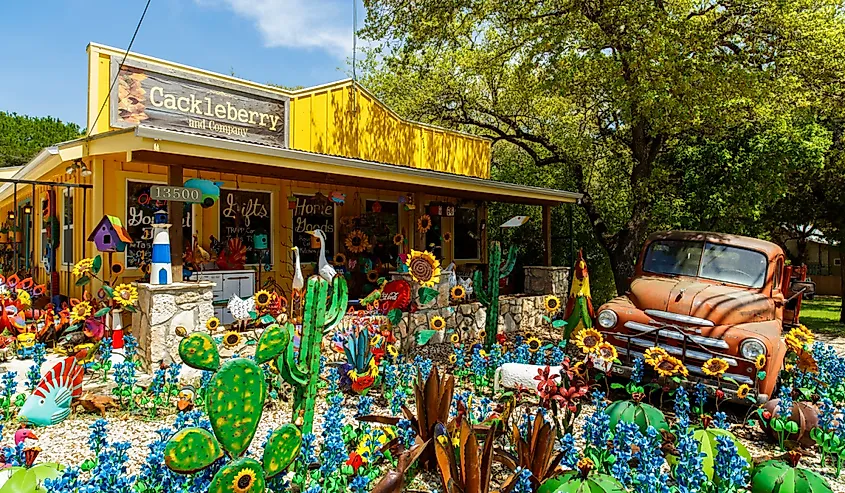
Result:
[150, 185, 202, 202]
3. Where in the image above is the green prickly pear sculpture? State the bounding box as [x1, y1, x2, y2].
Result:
[278, 274, 348, 436]
[473, 241, 517, 349]
[165, 324, 303, 493]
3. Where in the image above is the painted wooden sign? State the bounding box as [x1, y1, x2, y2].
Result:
[110, 59, 289, 148]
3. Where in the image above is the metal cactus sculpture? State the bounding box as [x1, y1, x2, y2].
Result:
[473, 241, 518, 349]
[166, 324, 302, 493]
[278, 274, 348, 436]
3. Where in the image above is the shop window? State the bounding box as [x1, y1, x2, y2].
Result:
[364, 200, 399, 260]
[219, 188, 272, 265]
[62, 190, 73, 265]
[292, 193, 335, 264]
[454, 207, 480, 260]
[424, 214, 443, 257]
[40, 198, 48, 267]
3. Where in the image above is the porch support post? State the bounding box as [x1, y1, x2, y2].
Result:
[542, 204, 552, 266]
[168, 165, 184, 282]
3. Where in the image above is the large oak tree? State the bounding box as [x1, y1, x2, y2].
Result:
[360, 0, 845, 293]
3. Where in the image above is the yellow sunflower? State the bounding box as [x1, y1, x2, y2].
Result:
[574, 328, 604, 354]
[785, 326, 814, 352]
[406, 249, 442, 287]
[430, 316, 446, 331]
[755, 354, 767, 370]
[254, 290, 271, 309]
[478, 330, 486, 340]
[736, 384, 751, 400]
[112, 283, 138, 307]
[222, 330, 243, 349]
[644, 347, 669, 367]
[72, 258, 95, 277]
[450, 333, 460, 344]
[443, 231, 452, 242]
[387, 345, 398, 357]
[15, 289, 31, 308]
[701, 358, 730, 378]
[597, 342, 618, 362]
[449, 354, 457, 364]
[450, 285, 466, 302]
[345, 230, 371, 254]
[71, 301, 92, 322]
[110, 262, 125, 277]
[206, 317, 221, 332]
[417, 214, 432, 233]
[334, 252, 347, 266]
[393, 233, 405, 246]
[367, 270, 380, 283]
[544, 295, 561, 314]
[232, 467, 258, 493]
[527, 337, 542, 353]
[653, 355, 689, 378]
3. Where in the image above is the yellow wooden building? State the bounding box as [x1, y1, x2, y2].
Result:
[0, 43, 580, 302]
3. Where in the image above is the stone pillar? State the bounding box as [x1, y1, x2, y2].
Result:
[523, 266, 571, 296]
[132, 281, 215, 371]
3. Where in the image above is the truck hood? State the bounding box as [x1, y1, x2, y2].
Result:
[629, 276, 774, 325]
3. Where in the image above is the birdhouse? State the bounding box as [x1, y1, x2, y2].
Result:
[253, 233, 268, 250]
[87, 215, 133, 253]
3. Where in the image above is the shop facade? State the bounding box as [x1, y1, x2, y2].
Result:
[0, 43, 581, 317]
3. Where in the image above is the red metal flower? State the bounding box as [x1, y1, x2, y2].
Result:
[553, 385, 589, 412]
[496, 333, 507, 345]
[715, 389, 725, 400]
[762, 410, 772, 420]
[351, 375, 375, 394]
[346, 452, 364, 473]
[534, 366, 560, 400]
[371, 346, 385, 364]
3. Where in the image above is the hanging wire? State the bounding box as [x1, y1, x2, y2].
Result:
[86, 0, 153, 138]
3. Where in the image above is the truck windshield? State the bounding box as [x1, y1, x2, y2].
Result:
[643, 240, 767, 288]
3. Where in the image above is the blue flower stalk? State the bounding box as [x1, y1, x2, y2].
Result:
[713, 435, 749, 492]
[24, 364, 40, 392]
[319, 391, 347, 478]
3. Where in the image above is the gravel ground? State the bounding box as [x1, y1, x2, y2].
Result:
[2, 345, 844, 492]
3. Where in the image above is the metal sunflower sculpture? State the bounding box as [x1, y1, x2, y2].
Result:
[345, 230, 371, 254]
[393, 233, 404, 246]
[222, 330, 243, 349]
[333, 252, 347, 266]
[450, 285, 466, 302]
[406, 249, 441, 287]
[417, 214, 432, 233]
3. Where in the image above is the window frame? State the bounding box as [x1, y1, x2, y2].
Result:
[62, 188, 74, 266]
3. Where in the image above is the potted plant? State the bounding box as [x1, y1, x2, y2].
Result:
[0, 228, 8, 244]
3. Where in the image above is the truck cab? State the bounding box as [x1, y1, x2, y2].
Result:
[596, 231, 804, 401]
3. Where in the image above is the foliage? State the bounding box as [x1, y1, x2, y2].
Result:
[359, 0, 845, 297]
[0, 112, 82, 167]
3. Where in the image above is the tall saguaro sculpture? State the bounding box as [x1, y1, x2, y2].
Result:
[279, 275, 347, 436]
[474, 242, 518, 349]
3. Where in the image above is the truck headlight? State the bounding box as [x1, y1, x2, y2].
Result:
[597, 309, 618, 329]
[740, 338, 766, 361]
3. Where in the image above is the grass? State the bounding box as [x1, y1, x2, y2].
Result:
[800, 296, 845, 335]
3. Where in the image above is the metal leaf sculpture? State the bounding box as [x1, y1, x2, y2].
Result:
[750, 452, 833, 493]
[370, 443, 429, 493]
[359, 366, 455, 470]
[497, 410, 565, 489]
[434, 420, 518, 493]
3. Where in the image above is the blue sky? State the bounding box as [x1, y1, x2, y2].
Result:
[0, 0, 365, 127]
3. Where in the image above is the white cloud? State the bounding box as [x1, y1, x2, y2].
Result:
[199, 0, 355, 58]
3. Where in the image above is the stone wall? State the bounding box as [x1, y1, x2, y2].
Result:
[523, 266, 571, 296]
[132, 282, 215, 372]
[395, 295, 548, 351]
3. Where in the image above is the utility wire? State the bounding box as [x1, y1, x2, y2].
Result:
[86, 0, 153, 138]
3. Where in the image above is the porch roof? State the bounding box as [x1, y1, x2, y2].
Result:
[3, 126, 582, 206]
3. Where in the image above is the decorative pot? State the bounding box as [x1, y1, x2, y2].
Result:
[760, 399, 819, 448]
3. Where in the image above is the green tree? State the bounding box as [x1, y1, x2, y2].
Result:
[0, 112, 82, 167]
[360, 0, 845, 293]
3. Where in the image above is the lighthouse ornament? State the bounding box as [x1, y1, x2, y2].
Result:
[150, 210, 173, 285]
